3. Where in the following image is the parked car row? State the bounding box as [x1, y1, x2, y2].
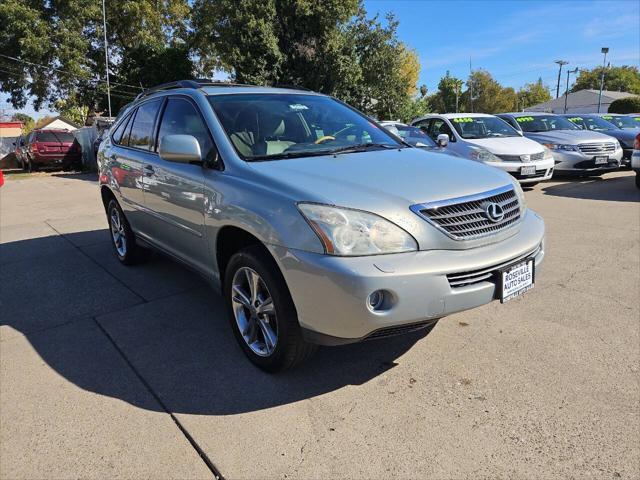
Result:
[97, 80, 545, 372]
[383, 112, 638, 186]
[13, 129, 82, 172]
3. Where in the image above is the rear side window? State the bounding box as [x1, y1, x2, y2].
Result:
[127, 99, 162, 151]
[157, 98, 214, 160]
[111, 114, 132, 145]
[56, 132, 75, 142]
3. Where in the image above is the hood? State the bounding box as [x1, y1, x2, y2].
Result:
[597, 129, 637, 146]
[462, 136, 544, 155]
[246, 147, 516, 231]
[523, 129, 616, 145]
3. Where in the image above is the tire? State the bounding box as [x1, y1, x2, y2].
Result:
[106, 199, 149, 265]
[635, 171, 640, 189]
[224, 246, 317, 372]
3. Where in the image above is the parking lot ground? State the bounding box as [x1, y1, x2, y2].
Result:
[1, 171, 639, 479]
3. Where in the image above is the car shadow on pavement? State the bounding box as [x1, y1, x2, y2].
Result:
[541, 174, 640, 202]
[1, 230, 433, 416]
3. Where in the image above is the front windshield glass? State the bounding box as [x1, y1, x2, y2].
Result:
[514, 115, 579, 132]
[449, 116, 519, 139]
[601, 115, 639, 129]
[568, 115, 617, 131]
[208, 94, 402, 161]
[394, 125, 437, 147]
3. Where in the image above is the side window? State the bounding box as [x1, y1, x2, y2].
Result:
[502, 117, 519, 130]
[127, 99, 162, 151]
[157, 98, 215, 162]
[431, 119, 454, 141]
[414, 119, 431, 135]
[111, 113, 132, 145]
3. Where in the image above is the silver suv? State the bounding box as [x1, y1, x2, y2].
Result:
[98, 80, 545, 372]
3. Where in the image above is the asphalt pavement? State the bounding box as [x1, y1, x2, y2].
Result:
[1, 170, 638, 479]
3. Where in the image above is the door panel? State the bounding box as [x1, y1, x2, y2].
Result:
[142, 97, 210, 270]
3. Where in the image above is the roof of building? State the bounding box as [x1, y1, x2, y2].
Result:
[36, 116, 82, 130]
[528, 89, 638, 113]
[0, 122, 24, 128]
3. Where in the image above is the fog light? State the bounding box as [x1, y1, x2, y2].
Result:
[367, 290, 394, 312]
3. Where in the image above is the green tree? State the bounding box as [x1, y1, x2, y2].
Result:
[10, 113, 34, 133]
[429, 71, 464, 113]
[571, 66, 640, 94]
[462, 70, 517, 113]
[608, 96, 640, 114]
[517, 78, 552, 111]
[0, 0, 192, 115]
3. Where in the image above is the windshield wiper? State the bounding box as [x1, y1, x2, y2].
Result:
[329, 143, 400, 155]
[247, 149, 336, 162]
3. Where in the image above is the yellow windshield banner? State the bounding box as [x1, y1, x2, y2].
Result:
[568, 117, 583, 122]
[516, 116, 535, 122]
[452, 117, 473, 123]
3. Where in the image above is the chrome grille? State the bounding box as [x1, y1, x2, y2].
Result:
[447, 244, 542, 288]
[577, 142, 616, 154]
[497, 151, 545, 162]
[411, 185, 521, 240]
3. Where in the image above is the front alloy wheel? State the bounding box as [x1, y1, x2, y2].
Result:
[106, 199, 148, 265]
[231, 267, 278, 356]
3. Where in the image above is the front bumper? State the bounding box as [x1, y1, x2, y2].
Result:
[486, 158, 555, 184]
[270, 210, 545, 343]
[551, 148, 623, 173]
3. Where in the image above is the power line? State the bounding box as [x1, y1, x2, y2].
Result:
[0, 53, 141, 91]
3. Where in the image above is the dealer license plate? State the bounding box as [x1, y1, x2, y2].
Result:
[499, 259, 534, 303]
[520, 165, 536, 176]
[594, 156, 608, 165]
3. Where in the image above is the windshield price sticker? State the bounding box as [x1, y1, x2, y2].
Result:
[602, 115, 613, 120]
[516, 116, 535, 122]
[452, 117, 473, 123]
[288, 104, 308, 110]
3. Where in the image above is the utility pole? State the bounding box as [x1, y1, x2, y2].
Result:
[102, 0, 112, 117]
[455, 80, 461, 113]
[597, 47, 609, 113]
[469, 58, 474, 113]
[554, 60, 568, 98]
[564, 68, 579, 113]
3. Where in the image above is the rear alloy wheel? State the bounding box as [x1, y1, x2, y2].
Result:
[224, 246, 316, 372]
[107, 199, 149, 265]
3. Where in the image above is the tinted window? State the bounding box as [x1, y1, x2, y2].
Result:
[449, 116, 519, 139]
[514, 115, 578, 132]
[429, 119, 455, 141]
[157, 98, 214, 160]
[128, 99, 162, 151]
[36, 132, 62, 142]
[55, 132, 75, 142]
[112, 113, 133, 145]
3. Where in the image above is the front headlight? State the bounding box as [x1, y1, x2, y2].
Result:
[542, 146, 554, 160]
[513, 181, 527, 216]
[297, 203, 418, 256]
[468, 147, 502, 163]
[543, 143, 578, 152]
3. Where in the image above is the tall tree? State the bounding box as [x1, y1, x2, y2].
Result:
[571, 66, 640, 94]
[462, 70, 517, 113]
[517, 78, 552, 111]
[429, 71, 464, 113]
[11, 113, 34, 133]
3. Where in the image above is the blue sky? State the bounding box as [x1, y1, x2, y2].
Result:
[365, 0, 639, 93]
[2, 0, 639, 119]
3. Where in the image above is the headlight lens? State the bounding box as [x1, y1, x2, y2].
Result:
[542, 146, 554, 160]
[513, 181, 527, 216]
[468, 147, 502, 163]
[298, 203, 418, 256]
[543, 143, 578, 152]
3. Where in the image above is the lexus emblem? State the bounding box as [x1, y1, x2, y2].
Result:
[484, 202, 504, 223]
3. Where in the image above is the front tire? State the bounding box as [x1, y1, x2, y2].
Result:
[107, 199, 149, 265]
[224, 246, 317, 372]
[635, 171, 640, 189]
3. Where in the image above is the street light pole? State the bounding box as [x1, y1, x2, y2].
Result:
[555, 60, 568, 98]
[102, 0, 112, 118]
[597, 47, 609, 113]
[564, 68, 579, 114]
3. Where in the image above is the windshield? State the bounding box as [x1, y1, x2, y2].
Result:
[567, 115, 617, 131]
[36, 131, 75, 142]
[601, 115, 640, 129]
[208, 94, 402, 161]
[394, 125, 437, 147]
[449, 116, 519, 139]
[514, 115, 579, 132]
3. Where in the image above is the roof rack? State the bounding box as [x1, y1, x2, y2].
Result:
[134, 79, 257, 101]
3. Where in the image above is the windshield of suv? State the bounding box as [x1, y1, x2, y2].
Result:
[208, 94, 403, 161]
[36, 131, 75, 142]
[394, 125, 437, 147]
[567, 115, 617, 131]
[514, 115, 579, 132]
[448, 116, 519, 139]
[601, 115, 639, 129]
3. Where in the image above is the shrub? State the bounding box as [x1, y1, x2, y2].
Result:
[608, 96, 640, 114]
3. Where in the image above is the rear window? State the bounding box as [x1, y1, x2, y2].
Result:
[35, 131, 75, 142]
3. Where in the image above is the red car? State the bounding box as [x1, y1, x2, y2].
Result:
[22, 129, 82, 172]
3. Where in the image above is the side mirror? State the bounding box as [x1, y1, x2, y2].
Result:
[159, 134, 202, 164]
[436, 133, 449, 147]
